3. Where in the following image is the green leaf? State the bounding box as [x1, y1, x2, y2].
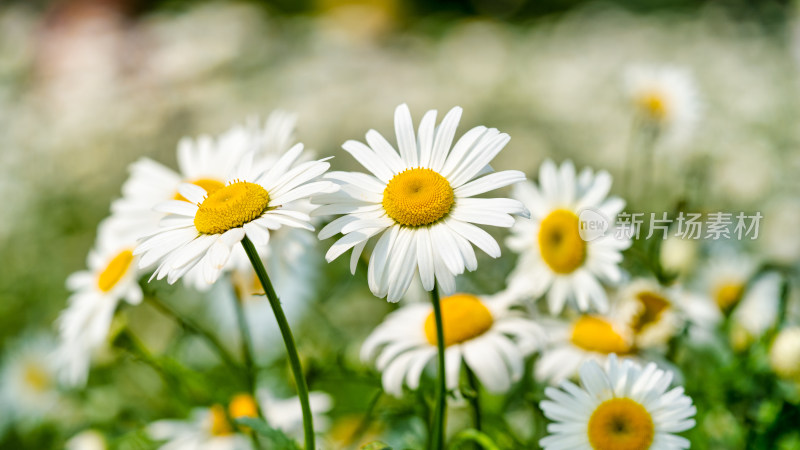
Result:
[235, 417, 301, 450]
[361, 442, 393, 450]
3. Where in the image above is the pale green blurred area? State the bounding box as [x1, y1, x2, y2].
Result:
[1, 0, 800, 447]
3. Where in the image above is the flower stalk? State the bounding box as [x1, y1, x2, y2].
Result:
[429, 284, 447, 450]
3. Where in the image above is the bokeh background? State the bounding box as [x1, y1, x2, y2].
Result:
[2, 0, 800, 448]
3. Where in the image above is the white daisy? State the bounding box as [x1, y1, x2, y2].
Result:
[540, 354, 696, 450]
[732, 271, 784, 341]
[65, 430, 107, 450]
[623, 64, 701, 144]
[769, 326, 800, 381]
[693, 247, 756, 314]
[0, 334, 62, 428]
[361, 292, 544, 396]
[147, 390, 332, 449]
[314, 103, 529, 302]
[535, 314, 637, 385]
[54, 218, 142, 386]
[506, 159, 630, 314]
[113, 112, 300, 290]
[134, 145, 336, 286]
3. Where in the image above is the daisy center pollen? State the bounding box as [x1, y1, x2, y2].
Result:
[425, 294, 494, 347]
[174, 177, 225, 202]
[588, 397, 655, 450]
[97, 249, 134, 293]
[194, 181, 270, 235]
[571, 316, 632, 354]
[24, 363, 51, 392]
[210, 404, 233, 436]
[636, 90, 668, 121]
[715, 282, 744, 312]
[229, 393, 259, 420]
[632, 291, 670, 332]
[538, 209, 586, 274]
[383, 168, 454, 227]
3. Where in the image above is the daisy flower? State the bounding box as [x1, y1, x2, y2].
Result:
[732, 272, 784, 342]
[693, 247, 756, 314]
[134, 145, 336, 286]
[539, 354, 696, 450]
[113, 111, 300, 290]
[65, 430, 107, 450]
[623, 64, 701, 144]
[535, 314, 636, 385]
[0, 334, 63, 428]
[769, 326, 800, 381]
[361, 292, 544, 395]
[147, 390, 332, 449]
[54, 218, 142, 386]
[506, 159, 630, 314]
[314, 103, 529, 302]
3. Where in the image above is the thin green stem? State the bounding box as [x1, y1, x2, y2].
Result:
[464, 363, 482, 432]
[143, 295, 241, 374]
[429, 285, 447, 450]
[232, 291, 257, 395]
[241, 236, 315, 450]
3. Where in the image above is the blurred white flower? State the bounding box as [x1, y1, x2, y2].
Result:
[54, 218, 142, 386]
[623, 64, 701, 145]
[65, 429, 107, 450]
[659, 235, 699, 280]
[506, 160, 630, 313]
[693, 247, 756, 314]
[769, 326, 800, 380]
[361, 292, 544, 396]
[732, 272, 784, 340]
[0, 334, 62, 429]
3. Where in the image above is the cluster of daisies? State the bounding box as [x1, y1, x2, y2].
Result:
[34, 66, 796, 449]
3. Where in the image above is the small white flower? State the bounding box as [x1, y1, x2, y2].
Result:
[361, 292, 544, 396]
[540, 355, 696, 450]
[134, 145, 336, 286]
[769, 327, 800, 380]
[314, 104, 529, 302]
[623, 64, 701, 144]
[733, 271, 784, 340]
[0, 334, 62, 428]
[147, 390, 332, 449]
[65, 430, 107, 450]
[506, 160, 630, 314]
[54, 218, 142, 386]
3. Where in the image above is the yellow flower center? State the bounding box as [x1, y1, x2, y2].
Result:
[631, 291, 670, 333]
[382, 168, 454, 227]
[194, 181, 270, 235]
[23, 362, 51, 392]
[588, 397, 655, 450]
[209, 404, 233, 436]
[715, 282, 744, 312]
[232, 270, 265, 300]
[571, 316, 632, 354]
[229, 393, 259, 420]
[174, 177, 225, 202]
[636, 90, 669, 121]
[424, 294, 494, 347]
[538, 209, 586, 274]
[97, 249, 134, 293]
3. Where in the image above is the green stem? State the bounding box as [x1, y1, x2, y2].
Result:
[241, 236, 315, 450]
[232, 290, 257, 395]
[429, 285, 447, 450]
[143, 295, 242, 374]
[464, 363, 482, 432]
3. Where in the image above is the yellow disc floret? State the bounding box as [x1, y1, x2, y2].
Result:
[24, 363, 52, 392]
[209, 404, 233, 436]
[383, 168, 454, 227]
[97, 249, 134, 293]
[538, 209, 586, 274]
[174, 178, 225, 202]
[425, 294, 494, 347]
[588, 398, 655, 450]
[229, 393, 259, 420]
[194, 181, 270, 235]
[632, 291, 670, 333]
[636, 90, 669, 122]
[715, 282, 744, 313]
[571, 316, 632, 354]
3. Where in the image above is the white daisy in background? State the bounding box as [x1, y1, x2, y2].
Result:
[535, 314, 637, 385]
[314, 103, 529, 302]
[623, 64, 701, 144]
[539, 354, 696, 450]
[134, 143, 336, 286]
[147, 390, 332, 449]
[113, 111, 300, 290]
[65, 430, 107, 450]
[506, 159, 630, 314]
[361, 292, 544, 396]
[732, 271, 784, 343]
[0, 334, 63, 429]
[769, 326, 800, 381]
[55, 218, 142, 386]
[693, 247, 756, 314]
